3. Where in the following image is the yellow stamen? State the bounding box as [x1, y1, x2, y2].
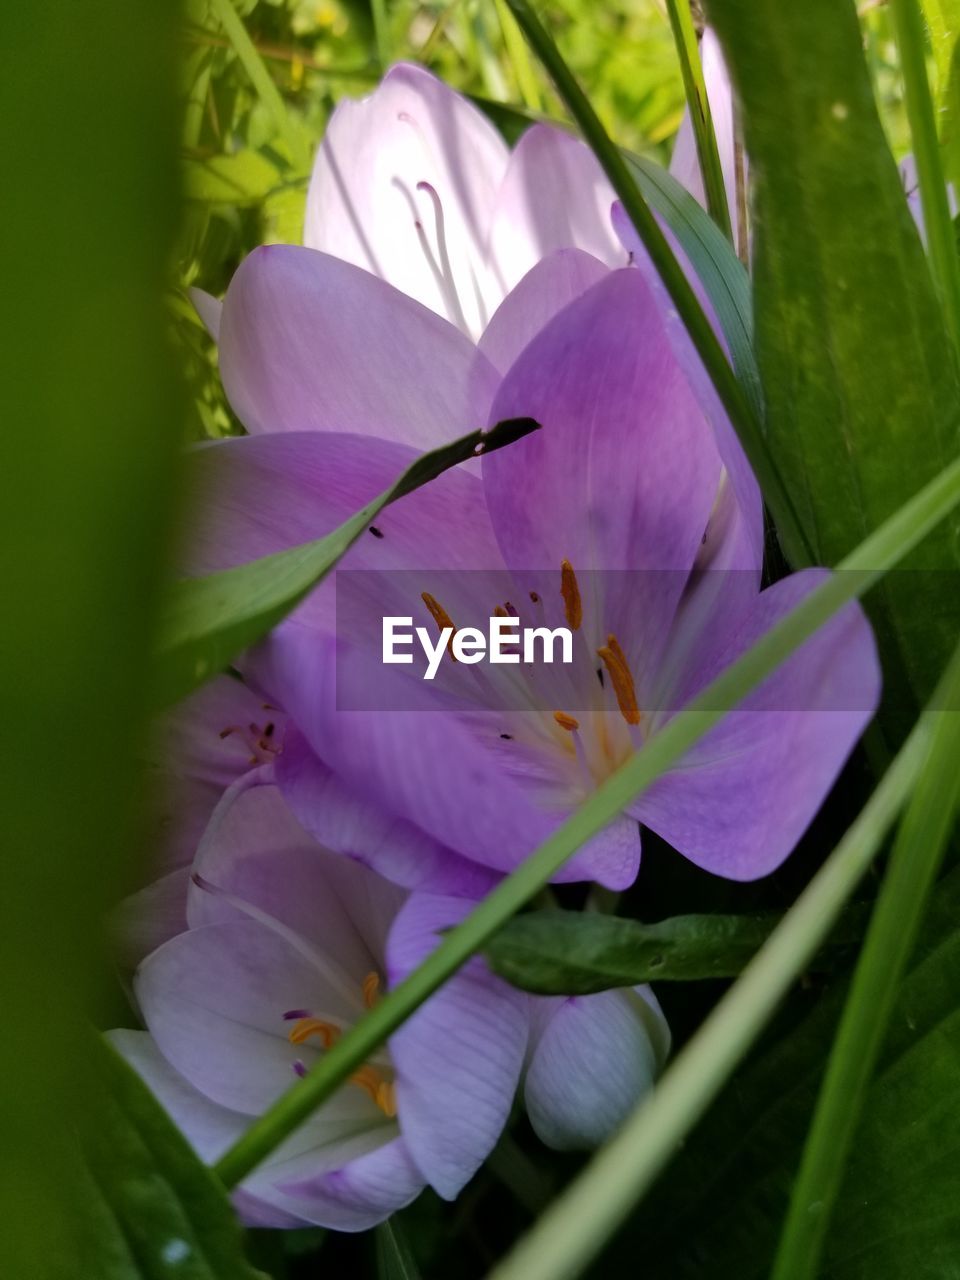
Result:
[350, 1064, 397, 1116]
[560, 559, 583, 631]
[362, 971, 381, 1009]
[597, 633, 642, 726]
[288, 1017, 340, 1049]
[421, 591, 457, 662]
[493, 605, 508, 618]
[553, 710, 580, 732]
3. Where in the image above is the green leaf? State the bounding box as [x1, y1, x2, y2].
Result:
[183, 149, 289, 205]
[483, 907, 865, 993]
[75, 1039, 263, 1280]
[604, 856, 960, 1280]
[705, 0, 960, 716]
[920, 0, 960, 103]
[375, 1218, 422, 1280]
[152, 416, 540, 705]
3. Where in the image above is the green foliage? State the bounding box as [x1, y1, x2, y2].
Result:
[603, 855, 960, 1279]
[483, 908, 865, 993]
[73, 1041, 264, 1280]
[706, 0, 960, 725]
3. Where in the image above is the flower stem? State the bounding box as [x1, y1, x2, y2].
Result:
[500, 0, 814, 568]
[770, 650, 960, 1280]
[486, 655, 957, 1280]
[889, 0, 960, 357]
[664, 0, 733, 242]
[213, 455, 960, 1190]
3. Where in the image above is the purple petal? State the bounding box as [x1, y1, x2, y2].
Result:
[135, 919, 373, 1113]
[611, 203, 763, 575]
[524, 987, 669, 1149]
[487, 124, 626, 292]
[635, 569, 881, 880]
[483, 268, 723, 694]
[304, 62, 508, 338]
[479, 248, 610, 375]
[187, 777, 407, 968]
[385, 892, 529, 1198]
[275, 1135, 425, 1231]
[189, 287, 221, 341]
[276, 727, 499, 897]
[218, 244, 498, 444]
[113, 867, 190, 972]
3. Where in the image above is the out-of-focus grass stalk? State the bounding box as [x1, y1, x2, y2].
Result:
[371, 0, 391, 70]
[664, 0, 733, 241]
[501, 0, 815, 568]
[494, 0, 543, 110]
[771, 645, 960, 1280]
[213, 453, 960, 1189]
[208, 0, 310, 169]
[889, 0, 960, 356]
[488, 646, 960, 1280]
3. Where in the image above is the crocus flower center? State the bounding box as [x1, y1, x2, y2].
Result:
[218, 716, 281, 767]
[421, 560, 645, 800]
[282, 969, 396, 1117]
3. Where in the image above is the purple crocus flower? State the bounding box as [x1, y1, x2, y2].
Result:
[110, 778, 669, 1227]
[192, 62, 628, 354]
[183, 263, 881, 892]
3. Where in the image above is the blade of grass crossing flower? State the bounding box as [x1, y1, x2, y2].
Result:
[371, 0, 390, 70]
[771, 645, 960, 1280]
[212, 454, 960, 1191]
[890, 0, 960, 356]
[500, 0, 813, 566]
[664, 0, 733, 241]
[207, 0, 309, 170]
[487, 647, 960, 1280]
[493, 0, 543, 110]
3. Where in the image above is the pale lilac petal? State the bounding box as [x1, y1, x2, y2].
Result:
[386, 893, 529, 1198]
[635, 570, 881, 880]
[484, 268, 723, 696]
[189, 287, 221, 341]
[487, 124, 626, 293]
[478, 248, 610, 375]
[611, 203, 763, 574]
[187, 778, 405, 973]
[135, 920, 373, 1113]
[304, 62, 508, 338]
[523, 987, 668, 1150]
[275, 727, 499, 898]
[113, 867, 190, 972]
[256, 626, 639, 889]
[275, 1136, 424, 1231]
[669, 28, 743, 244]
[218, 244, 498, 444]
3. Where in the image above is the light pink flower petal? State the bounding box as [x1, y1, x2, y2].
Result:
[478, 248, 610, 375]
[305, 62, 508, 338]
[386, 893, 529, 1198]
[635, 569, 881, 880]
[218, 244, 498, 444]
[487, 124, 626, 293]
[523, 987, 669, 1150]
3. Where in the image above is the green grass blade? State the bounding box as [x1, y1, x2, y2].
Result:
[664, 0, 733, 241]
[890, 0, 960, 355]
[212, 453, 960, 1190]
[771, 646, 960, 1280]
[207, 0, 309, 170]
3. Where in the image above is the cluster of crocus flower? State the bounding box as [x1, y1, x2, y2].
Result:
[113, 60, 880, 1230]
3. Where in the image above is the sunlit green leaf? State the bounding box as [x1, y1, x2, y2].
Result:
[706, 0, 960, 721]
